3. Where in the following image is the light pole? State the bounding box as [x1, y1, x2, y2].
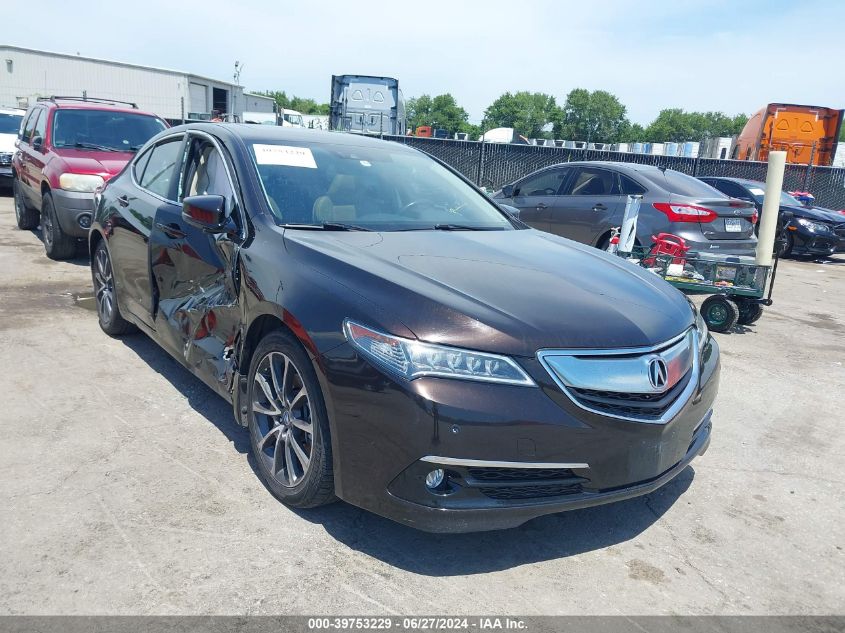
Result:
[233, 61, 244, 120]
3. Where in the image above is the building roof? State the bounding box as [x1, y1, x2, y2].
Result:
[0, 44, 239, 88]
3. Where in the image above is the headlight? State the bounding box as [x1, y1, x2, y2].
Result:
[796, 218, 830, 233]
[344, 320, 536, 386]
[59, 173, 105, 193]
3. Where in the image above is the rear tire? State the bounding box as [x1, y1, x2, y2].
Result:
[736, 299, 764, 326]
[701, 295, 739, 333]
[42, 192, 77, 260]
[92, 240, 135, 336]
[13, 178, 39, 230]
[247, 330, 335, 509]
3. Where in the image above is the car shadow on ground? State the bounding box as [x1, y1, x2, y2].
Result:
[117, 329, 695, 575]
[25, 226, 90, 267]
[296, 468, 694, 575]
[117, 333, 250, 455]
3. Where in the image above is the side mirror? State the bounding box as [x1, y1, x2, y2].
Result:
[182, 195, 227, 232]
[501, 184, 514, 198]
[499, 204, 521, 219]
[31, 136, 43, 151]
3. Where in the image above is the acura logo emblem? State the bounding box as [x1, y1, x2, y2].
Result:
[648, 357, 669, 390]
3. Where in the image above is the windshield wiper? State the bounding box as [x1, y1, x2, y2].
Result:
[73, 142, 121, 152]
[281, 222, 373, 232]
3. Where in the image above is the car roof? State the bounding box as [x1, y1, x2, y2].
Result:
[171, 123, 419, 152]
[33, 99, 158, 117]
[525, 160, 675, 176]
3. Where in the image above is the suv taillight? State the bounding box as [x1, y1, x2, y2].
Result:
[652, 202, 718, 223]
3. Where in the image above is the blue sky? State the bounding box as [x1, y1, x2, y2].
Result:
[4, 0, 844, 124]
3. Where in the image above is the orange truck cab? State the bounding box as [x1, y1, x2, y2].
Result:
[415, 125, 433, 137]
[733, 103, 843, 165]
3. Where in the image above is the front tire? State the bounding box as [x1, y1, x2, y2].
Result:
[92, 240, 135, 336]
[13, 178, 39, 230]
[701, 295, 739, 333]
[776, 231, 793, 258]
[247, 331, 335, 508]
[42, 192, 76, 260]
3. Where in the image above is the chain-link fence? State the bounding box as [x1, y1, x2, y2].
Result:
[383, 135, 845, 210]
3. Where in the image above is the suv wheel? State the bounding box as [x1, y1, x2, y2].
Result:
[42, 191, 77, 260]
[13, 178, 39, 230]
[247, 330, 336, 509]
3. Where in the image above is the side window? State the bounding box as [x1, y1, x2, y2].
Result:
[516, 169, 568, 196]
[139, 138, 183, 199]
[181, 139, 235, 202]
[18, 110, 33, 139]
[21, 109, 40, 144]
[133, 148, 153, 182]
[565, 167, 619, 196]
[713, 180, 745, 199]
[620, 175, 647, 196]
[32, 109, 47, 142]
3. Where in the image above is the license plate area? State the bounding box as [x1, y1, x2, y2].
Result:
[724, 218, 743, 232]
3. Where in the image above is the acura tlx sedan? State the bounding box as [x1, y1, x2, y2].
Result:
[90, 124, 719, 532]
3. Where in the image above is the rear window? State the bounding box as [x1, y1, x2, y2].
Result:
[0, 112, 23, 135]
[52, 110, 166, 152]
[642, 169, 726, 198]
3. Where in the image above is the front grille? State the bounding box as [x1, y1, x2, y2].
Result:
[569, 370, 692, 420]
[464, 466, 588, 500]
[0, 153, 11, 166]
[467, 467, 575, 482]
[481, 483, 583, 500]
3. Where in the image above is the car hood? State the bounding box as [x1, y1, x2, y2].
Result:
[51, 147, 135, 178]
[284, 229, 694, 357]
[782, 204, 844, 224]
[0, 133, 16, 154]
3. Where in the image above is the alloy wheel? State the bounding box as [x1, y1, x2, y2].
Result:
[93, 246, 115, 322]
[252, 351, 314, 487]
[42, 203, 54, 248]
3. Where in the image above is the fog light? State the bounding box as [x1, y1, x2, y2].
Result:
[78, 214, 92, 229]
[425, 468, 445, 490]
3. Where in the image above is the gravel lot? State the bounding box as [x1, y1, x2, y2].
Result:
[0, 191, 843, 616]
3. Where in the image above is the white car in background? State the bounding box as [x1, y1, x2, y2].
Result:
[281, 108, 304, 127]
[0, 107, 25, 187]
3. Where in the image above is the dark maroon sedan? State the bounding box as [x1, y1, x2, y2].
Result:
[89, 124, 719, 532]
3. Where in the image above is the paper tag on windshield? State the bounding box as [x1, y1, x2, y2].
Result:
[253, 144, 317, 168]
[749, 187, 765, 196]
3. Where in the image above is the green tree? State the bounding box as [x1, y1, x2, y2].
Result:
[554, 89, 629, 142]
[617, 122, 646, 143]
[407, 93, 470, 134]
[482, 92, 558, 138]
[253, 90, 329, 115]
[644, 109, 749, 141]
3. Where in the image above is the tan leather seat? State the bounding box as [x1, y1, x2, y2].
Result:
[313, 174, 358, 222]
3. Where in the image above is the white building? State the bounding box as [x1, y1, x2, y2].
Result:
[0, 45, 275, 122]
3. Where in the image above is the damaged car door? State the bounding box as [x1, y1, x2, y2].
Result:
[149, 132, 244, 398]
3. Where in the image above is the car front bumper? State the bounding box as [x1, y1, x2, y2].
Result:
[792, 230, 838, 256]
[51, 189, 95, 238]
[318, 334, 720, 533]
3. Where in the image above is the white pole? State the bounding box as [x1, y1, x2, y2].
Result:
[617, 195, 642, 254]
[756, 151, 787, 266]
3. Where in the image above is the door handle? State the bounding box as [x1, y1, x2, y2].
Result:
[154, 222, 187, 239]
[117, 195, 129, 207]
[536, 203, 548, 210]
[592, 203, 607, 211]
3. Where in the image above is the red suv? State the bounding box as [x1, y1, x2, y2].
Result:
[12, 97, 167, 259]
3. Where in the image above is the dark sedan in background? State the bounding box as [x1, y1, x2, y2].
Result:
[700, 177, 845, 258]
[90, 125, 718, 532]
[493, 161, 758, 256]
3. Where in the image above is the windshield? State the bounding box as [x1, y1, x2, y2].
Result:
[643, 169, 726, 198]
[251, 142, 515, 231]
[0, 113, 23, 135]
[52, 110, 166, 151]
[283, 114, 303, 126]
[745, 185, 802, 206]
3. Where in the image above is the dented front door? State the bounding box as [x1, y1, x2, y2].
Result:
[149, 135, 242, 399]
